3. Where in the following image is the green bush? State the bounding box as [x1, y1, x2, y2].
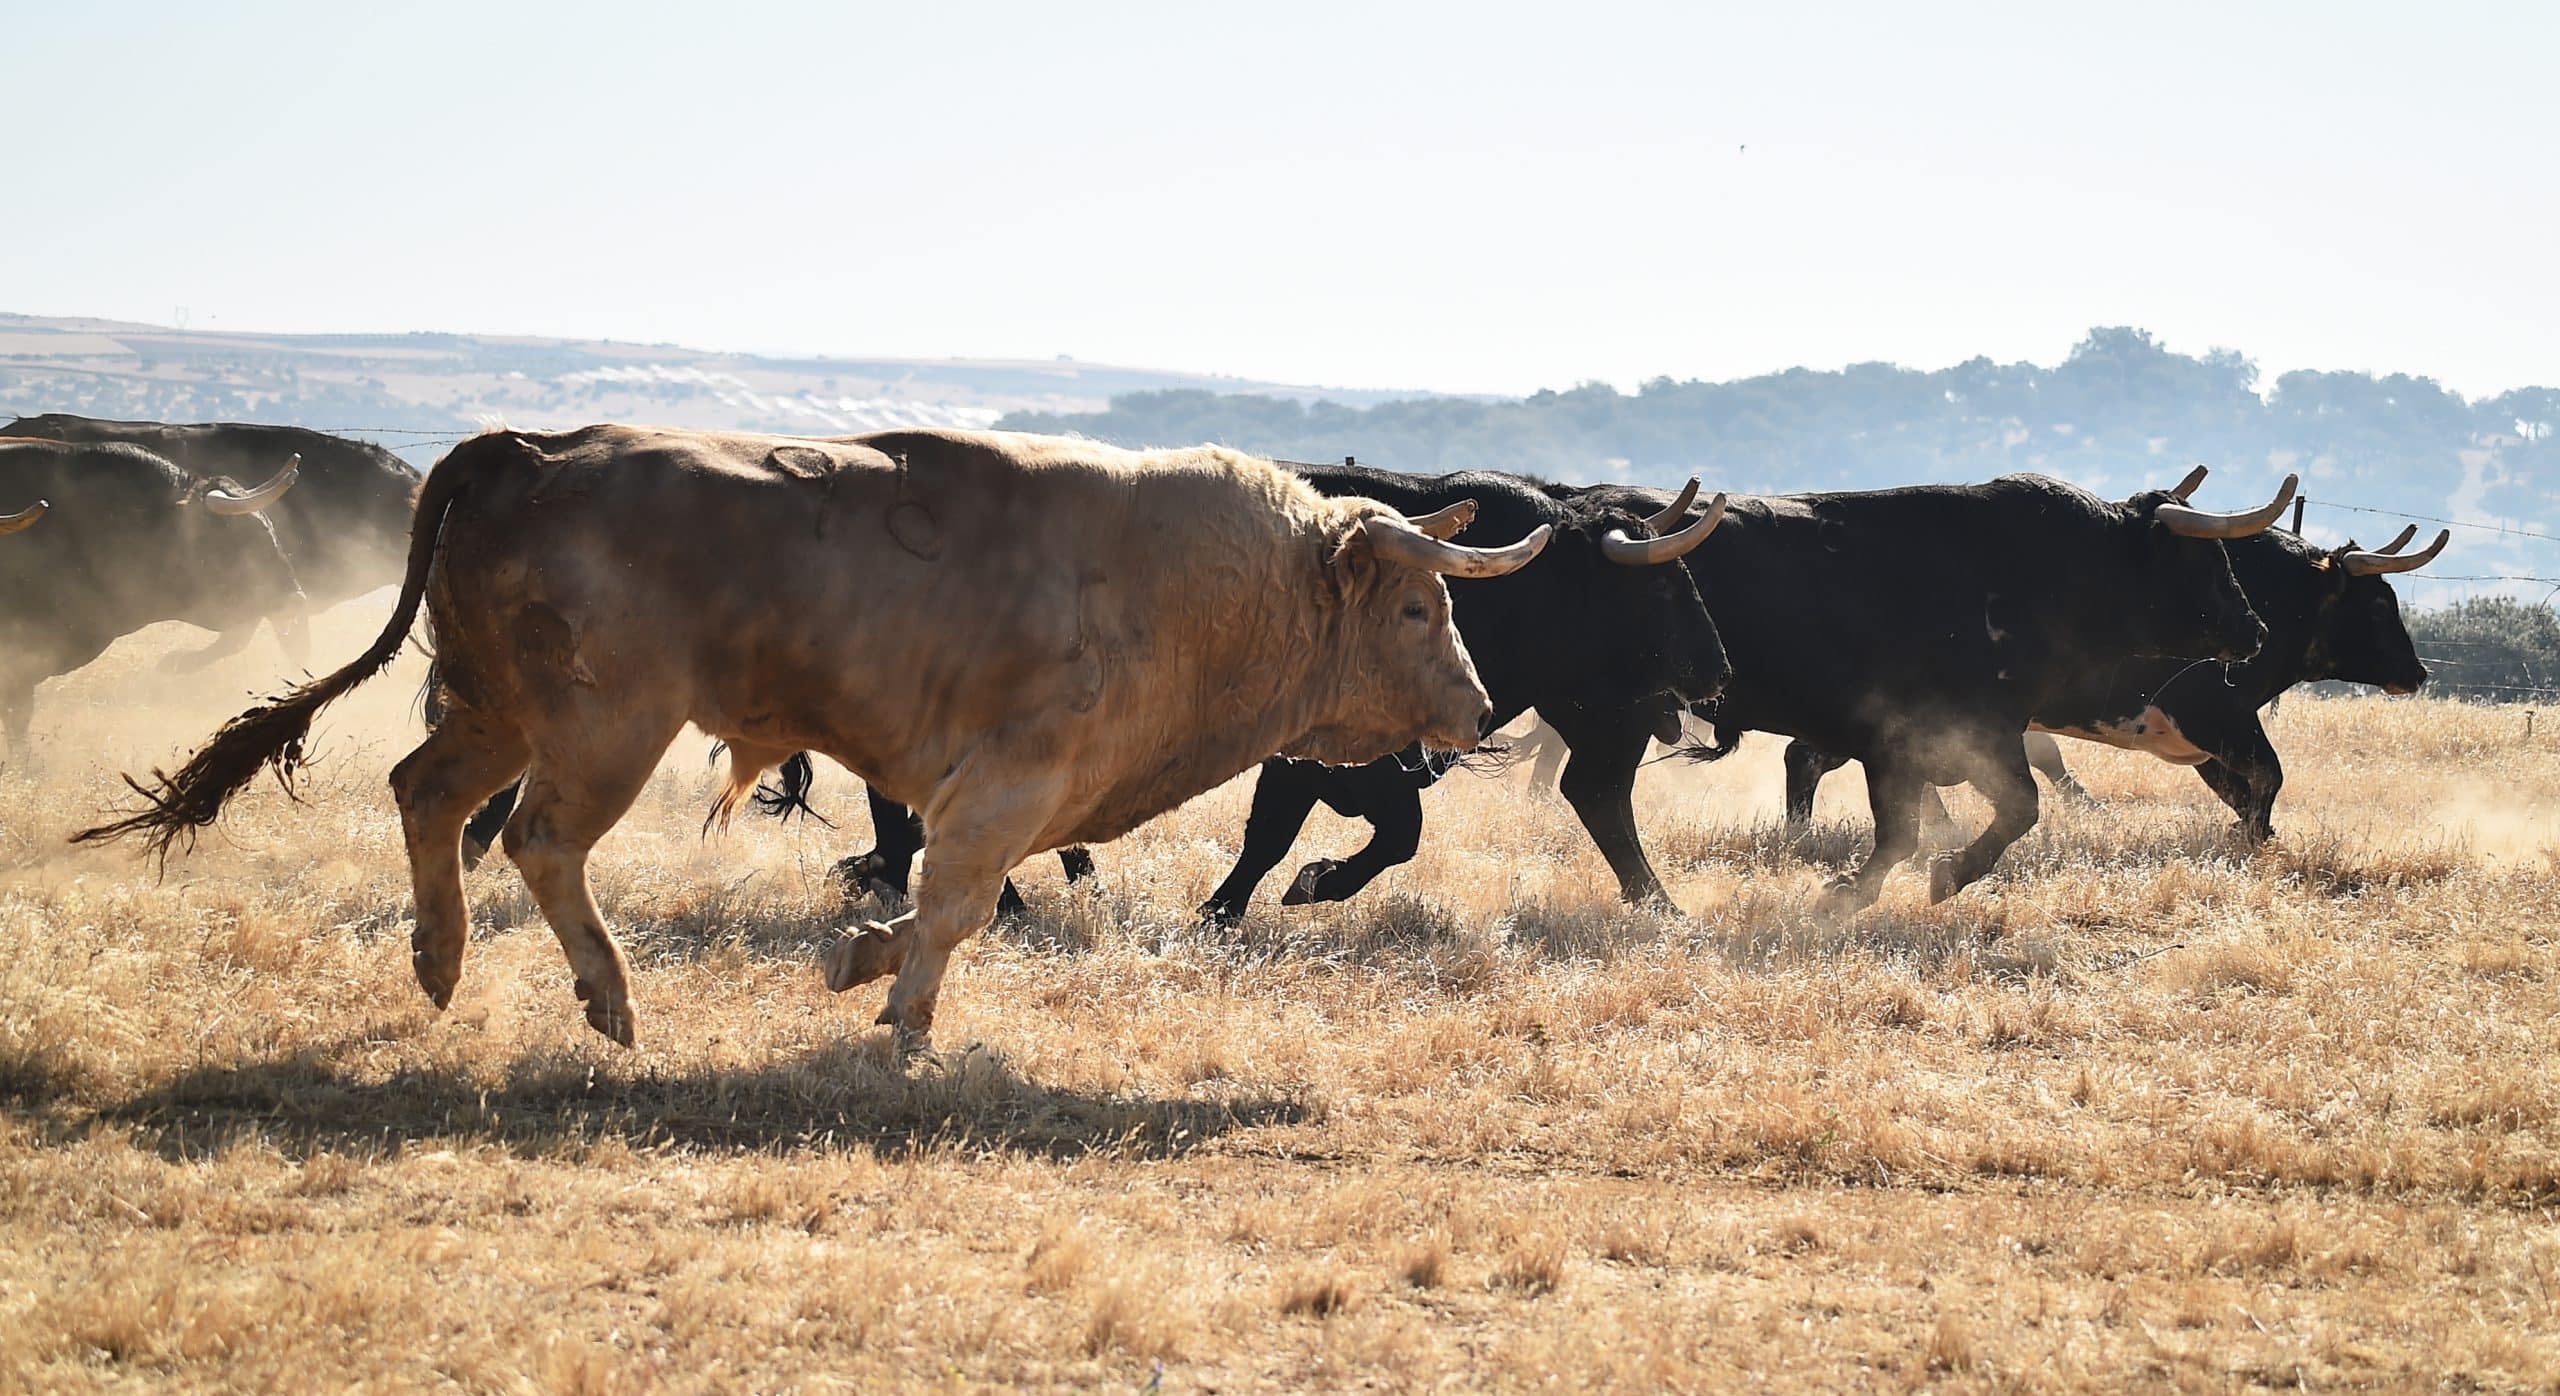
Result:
[2405, 598, 2560, 703]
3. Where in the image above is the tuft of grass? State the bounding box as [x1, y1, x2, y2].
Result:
[1486, 1232, 1567, 1297]
[1398, 1235, 1450, 1290]
[1278, 1268, 1360, 1318]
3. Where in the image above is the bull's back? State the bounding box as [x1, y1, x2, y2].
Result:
[424, 427, 1119, 794]
[1697, 483, 2108, 740]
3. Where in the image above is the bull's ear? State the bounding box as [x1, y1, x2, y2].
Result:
[1323, 522, 1379, 597]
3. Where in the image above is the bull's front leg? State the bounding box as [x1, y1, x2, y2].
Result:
[461, 780, 521, 871]
[2192, 716, 2282, 843]
[1200, 759, 1326, 923]
[827, 764, 1058, 1058]
[1545, 707, 1668, 907]
[835, 785, 1032, 916]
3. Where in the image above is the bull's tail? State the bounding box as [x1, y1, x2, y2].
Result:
[73, 433, 503, 860]
[1670, 724, 1748, 764]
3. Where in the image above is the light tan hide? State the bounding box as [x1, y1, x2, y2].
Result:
[87, 426, 1525, 1052]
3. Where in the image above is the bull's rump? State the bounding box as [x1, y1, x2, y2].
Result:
[427, 426, 1308, 845]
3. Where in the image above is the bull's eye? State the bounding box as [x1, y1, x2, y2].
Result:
[1402, 599, 1429, 622]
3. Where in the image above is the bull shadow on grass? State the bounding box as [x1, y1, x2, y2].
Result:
[17, 1030, 1309, 1167]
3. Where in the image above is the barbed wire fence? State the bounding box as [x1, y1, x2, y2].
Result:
[2283, 494, 2560, 703]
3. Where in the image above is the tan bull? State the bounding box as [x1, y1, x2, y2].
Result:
[79, 426, 1548, 1051]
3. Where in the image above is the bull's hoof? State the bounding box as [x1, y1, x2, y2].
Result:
[1816, 875, 1874, 918]
[2228, 820, 2276, 848]
[411, 948, 462, 1010]
[824, 923, 908, 992]
[1280, 859, 1345, 906]
[574, 979, 636, 1047]
[1927, 853, 1963, 904]
[873, 1005, 936, 1061]
[1625, 885, 1679, 916]
[830, 853, 904, 903]
[1196, 896, 1246, 927]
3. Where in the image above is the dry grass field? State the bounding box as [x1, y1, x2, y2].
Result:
[3, 604, 2556, 1392]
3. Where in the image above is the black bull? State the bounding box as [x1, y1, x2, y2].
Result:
[460, 462, 1736, 910]
[1579, 469, 2287, 911]
[0, 438, 303, 762]
[1780, 522, 2445, 844]
[4, 414, 419, 664]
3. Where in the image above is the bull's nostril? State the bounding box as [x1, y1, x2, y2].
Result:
[1476, 707, 1497, 740]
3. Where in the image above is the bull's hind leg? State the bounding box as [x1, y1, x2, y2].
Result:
[502, 711, 686, 1045]
[389, 709, 532, 1011]
[1821, 755, 1924, 914]
[1930, 741, 2039, 903]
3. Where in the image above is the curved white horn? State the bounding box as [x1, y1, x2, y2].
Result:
[1363, 517, 1551, 578]
[2168, 465, 2209, 501]
[2156, 473, 2296, 540]
[2372, 524, 2419, 555]
[2340, 528, 2448, 576]
[0, 499, 44, 536]
[203, 454, 300, 516]
[1403, 499, 1477, 541]
[1601, 491, 1728, 566]
[1642, 478, 1701, 531]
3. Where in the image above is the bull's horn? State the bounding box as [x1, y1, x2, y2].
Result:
[2340, 528, 2449, 576]
[0, 500, 44, 536]
[1602, 491, 1728, 567]
[1642, 478, 1701, 531]
[2156, 473, 2296, 540]
[202, 454, 300, 516]
[1363, 516, 1551, 579]
[2372, 524, 2419, 555]
[1403, 499, 1477, 541]
[2167, 465, 2209, 501]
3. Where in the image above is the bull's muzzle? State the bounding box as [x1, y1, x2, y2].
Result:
[2221, 620, 2268, 663]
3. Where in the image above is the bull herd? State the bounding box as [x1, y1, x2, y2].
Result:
[5, 415, 2446, 1053]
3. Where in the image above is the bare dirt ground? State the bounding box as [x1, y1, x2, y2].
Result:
[3, 606, 2555, 1392]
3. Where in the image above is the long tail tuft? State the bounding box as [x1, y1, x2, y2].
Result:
[71, 429, 498, 862]
[72, 649, 406, 863]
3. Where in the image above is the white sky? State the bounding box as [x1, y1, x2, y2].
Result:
[6, 1, 2551, 397]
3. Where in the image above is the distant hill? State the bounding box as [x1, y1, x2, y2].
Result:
[8, 314, 2550, 603]
[0, 312, 1423, 469]
[997, 328, 2560, 605]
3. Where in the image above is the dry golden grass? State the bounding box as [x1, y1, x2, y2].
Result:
[3, 606, 2558, 1391]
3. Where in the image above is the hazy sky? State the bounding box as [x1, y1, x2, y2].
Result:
[8, 2, 2551, 397]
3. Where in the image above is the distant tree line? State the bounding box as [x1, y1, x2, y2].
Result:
[997, 327, 2560, 542]
[2402, 598, 2560, 703]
